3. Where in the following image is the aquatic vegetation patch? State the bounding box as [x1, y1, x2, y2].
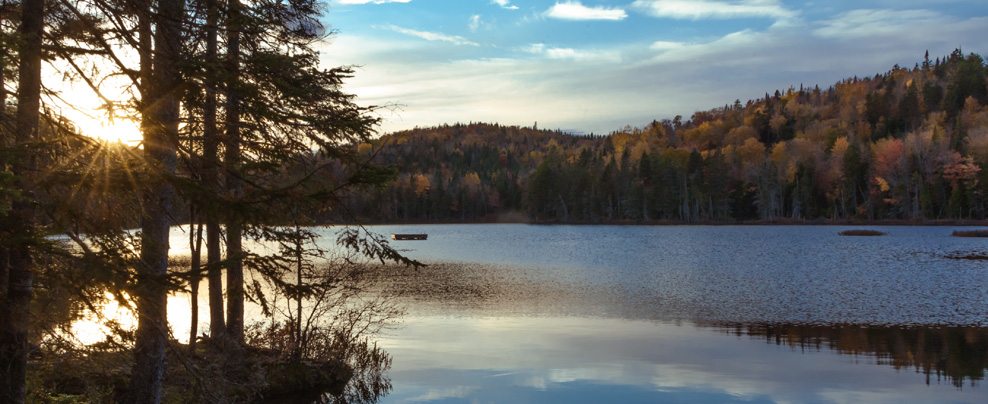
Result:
[944, 252, 988, 261]
[952, 229, 988, 237]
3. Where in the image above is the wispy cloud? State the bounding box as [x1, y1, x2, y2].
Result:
[492, 0, 518, 10]
[470, 15, 481, 32]
[545, 1, 628, 21]
[379, 24, 480, 46]
[650, 41, 687, 51]
[469, 15, 493, 32]
[324, 1, 988, 136]
[523, 43, 546, 54]
[630, 0, 796, 21]
[338, 0, 411, 4]
[814, 9, 945, 39]
[524, 43, 621, 62]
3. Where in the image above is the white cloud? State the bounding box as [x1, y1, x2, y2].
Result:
[338, 0, 411, 4]
[469, 15, 493, 32]
[814, 9, 947, 39]
[379, 24, 480, 46]
[650, 41, 686, 51]
[492, 0, 519, 10]
[524, 43, 621, 63]
[469, 15, 481, 32]
[545, 1, 628, 21]
[523, 43, 546, 54]
[545, 48, 620, 62]
[322, 3, 988, 135]
[630, 0, 796, 21]
[644, 29, 770, 64]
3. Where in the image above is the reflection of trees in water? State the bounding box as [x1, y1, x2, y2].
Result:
[709, 322, 988, 388]
[28, 233, 408, 404]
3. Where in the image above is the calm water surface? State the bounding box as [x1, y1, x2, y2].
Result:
[339, 225, 988, 404]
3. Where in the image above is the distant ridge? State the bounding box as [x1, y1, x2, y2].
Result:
[345, 49, 988, 224]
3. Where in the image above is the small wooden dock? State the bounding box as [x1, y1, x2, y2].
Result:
[392, 233, 428, 241]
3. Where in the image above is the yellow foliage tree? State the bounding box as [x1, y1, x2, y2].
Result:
[725, 125, 758, 146]
[413, 173, 431, 196]
[736, 138, 766, 181]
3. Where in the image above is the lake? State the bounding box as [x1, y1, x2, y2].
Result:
[336, 224, 988, 404]
[101, 224, 988, 403]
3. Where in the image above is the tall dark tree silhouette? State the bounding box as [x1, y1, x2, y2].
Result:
[202, 0, 225, 345]
[0, 0, 44, 401]
[224, 0, 245, 344]
[128, 0, 185, 400]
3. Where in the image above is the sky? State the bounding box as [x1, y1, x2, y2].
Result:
[316, 0, 988, 135]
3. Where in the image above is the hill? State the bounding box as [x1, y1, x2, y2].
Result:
[344, 49, 988, 224]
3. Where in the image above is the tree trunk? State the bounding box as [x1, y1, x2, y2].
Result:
[203, 0, 225, 342]
[0, 0, 44, 401]
[293, 218, 303, 364]
[188, 213, 203, 353]
[129, 0, 184, 400]
[224, 0, 244, 344]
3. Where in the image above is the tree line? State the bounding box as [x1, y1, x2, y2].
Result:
[349, 50, 988, 224]
[1, 0, 411, 403]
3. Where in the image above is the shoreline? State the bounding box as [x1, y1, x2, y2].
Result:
[339, 218, 988, 227]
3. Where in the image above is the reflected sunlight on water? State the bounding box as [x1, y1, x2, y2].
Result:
[67, 224, 988, 403]
[69, 292, 136, 346]
[68, 292, 208, 345]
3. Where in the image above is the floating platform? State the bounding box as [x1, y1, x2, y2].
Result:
[392, 233, 428, 241]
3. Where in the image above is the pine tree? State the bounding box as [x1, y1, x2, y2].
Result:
[0, 0, 44, 402]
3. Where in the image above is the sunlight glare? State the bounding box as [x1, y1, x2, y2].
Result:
[64, 108, 143, 146]
[69, 291, 203, 346]
[47, 67, 144, 145]
[69, 292, 137, 346]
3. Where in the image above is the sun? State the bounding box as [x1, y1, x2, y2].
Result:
[48, 69, 144, 145]
[71, 113, 143, 145]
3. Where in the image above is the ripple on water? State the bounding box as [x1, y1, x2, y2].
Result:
[361, 225, 988, 326]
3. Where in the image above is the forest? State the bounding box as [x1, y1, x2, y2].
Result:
[1, 0, 987, 399]
[1, 0, 415, 403]
[349, 50, 988, 224]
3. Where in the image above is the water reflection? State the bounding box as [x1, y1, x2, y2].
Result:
[64, 225, 988, 403]
[710, 322, 988, 388]
[335, 224, 988, 403]
[379, 316, 988, 404]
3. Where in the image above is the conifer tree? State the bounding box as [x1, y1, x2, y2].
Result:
[0, 0, 44, 401]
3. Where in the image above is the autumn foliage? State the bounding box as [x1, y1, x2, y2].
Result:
[347, 50, 988, 223]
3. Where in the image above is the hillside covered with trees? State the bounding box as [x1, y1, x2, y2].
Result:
[348, 50, 988, 224]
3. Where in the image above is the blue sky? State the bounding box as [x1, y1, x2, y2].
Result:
[318, 1, 988, 135]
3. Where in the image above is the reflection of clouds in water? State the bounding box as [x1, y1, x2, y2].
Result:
[815, 389, 911, 404]
[547, 366, 623, 384]
[380, 316, 988, 404]
[401, 386, 477, 403]
[524, 375, 547, 391]
[649, 363, 788, 401]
